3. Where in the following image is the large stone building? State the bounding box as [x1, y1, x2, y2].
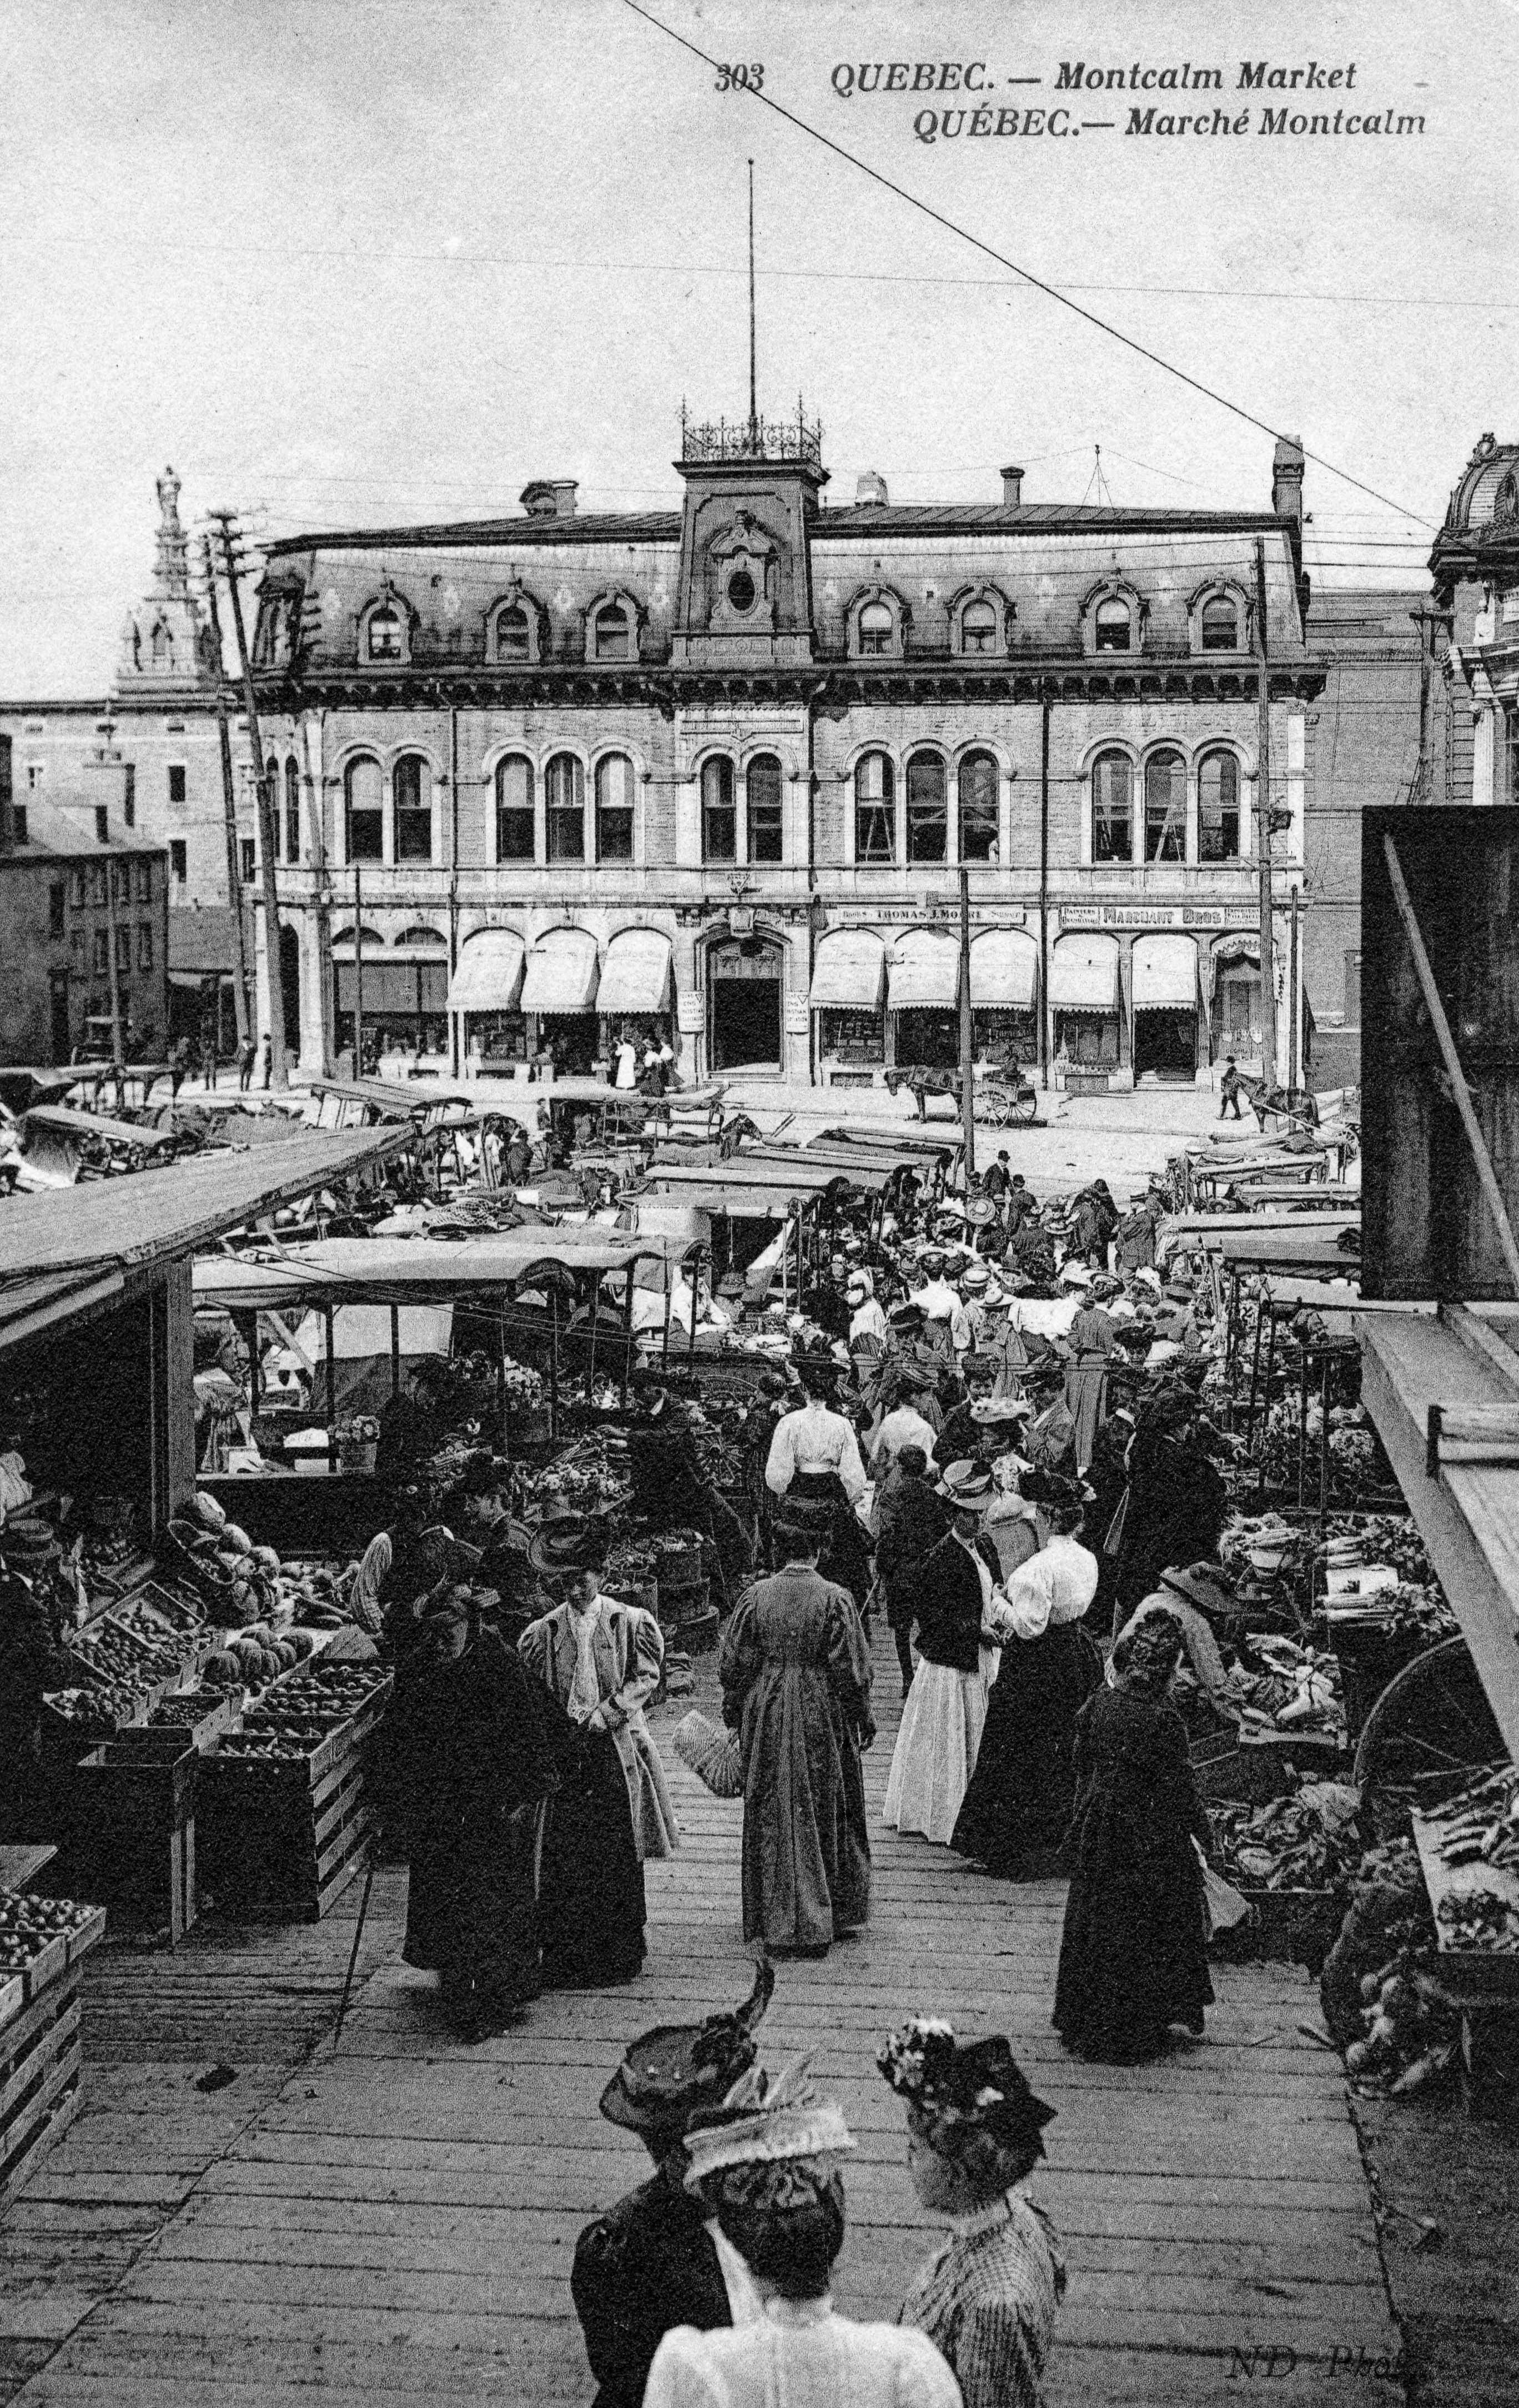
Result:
[251, 410, 1326, 1091]
[0, 472, 256, 1056]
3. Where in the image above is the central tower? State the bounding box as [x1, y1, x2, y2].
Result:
[671, 403, 828, 668]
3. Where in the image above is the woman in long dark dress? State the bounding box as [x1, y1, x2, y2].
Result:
[375, 1592, 560, 2039]
[1052, 1609, 1215, 2064]
[952, 1503, 1104, 1878]
[719, 1509, 874, 1955]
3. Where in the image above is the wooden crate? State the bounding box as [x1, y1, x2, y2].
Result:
[0, 1914, 104, 2225]
[197, 1719, 377, 1924]
[62, 1745, 198, 1946]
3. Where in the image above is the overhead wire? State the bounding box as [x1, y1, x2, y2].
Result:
[617, 0, 1436, 531]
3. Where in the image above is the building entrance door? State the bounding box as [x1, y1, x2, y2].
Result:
[707, 934, 783, 1073]
[1133, 1009, 1198, 1081]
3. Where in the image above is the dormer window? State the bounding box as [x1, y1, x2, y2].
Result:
[950, 584, 1010, 659]
[1094, 598, 1131, 653]
[1200, 594, 1240, 651]
[858, 603, 893, 655]
[960, 601, 997, 654]
[593, 603, 633, 661]
[496, 605, 531, 661]
[366, 605, 404, 661]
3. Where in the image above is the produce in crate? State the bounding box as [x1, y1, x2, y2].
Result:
[1422, 1764, 1519, 1875]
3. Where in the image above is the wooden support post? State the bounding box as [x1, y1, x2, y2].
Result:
[1297, 1340, 1309, 1511]
[390, 1303, 401, 1398]
[1256, 1308, 1279, 1502]
[324, 1306, 337, 1471]
[1245, 1298, 1265, 1447]
[587, 1273, 600, 1394]
[622, 1264, 636, 1407]
[549, 1290, 560, 1444]
[661, 1253, 674, 1373]
[1319, 1351, 1331, 1532]
[687, 1246, 702, 1369]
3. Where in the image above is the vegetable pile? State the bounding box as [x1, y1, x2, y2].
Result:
[1421, 1763, 1519, 1877]
[1209, 1782, 1364, 1890]
[0, 1894, 102, 1979]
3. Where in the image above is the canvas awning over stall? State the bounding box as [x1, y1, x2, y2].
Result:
[519, 928, 600, 1015]
[1049, 934, 1120, 1012]
[810, 928, 887, 1011]
[969, 927, 1038, 1009]
[1131, 934, 1199, 1013]
[447, 929, 526, 1014]
[887, 929, 960, 1012]
[595, 929, 673, 1016]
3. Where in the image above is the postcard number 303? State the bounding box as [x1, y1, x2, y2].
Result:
[715, 63, 764, 91]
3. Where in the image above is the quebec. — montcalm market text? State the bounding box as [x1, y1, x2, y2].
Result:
[831, 58, 1426, 140]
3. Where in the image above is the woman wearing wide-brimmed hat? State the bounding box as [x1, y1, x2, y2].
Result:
[645, 2067, 960, 2406]
[882, 2016, 1065, 2408]
[883, 1463, 1004, 1845]
[520, 1515, 677, 1986]
[950, 1493, 1103, 1880]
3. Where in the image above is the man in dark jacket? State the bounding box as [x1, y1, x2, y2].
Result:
[874, 1443, 947, 1696]
[572, 1964, 775, 2408]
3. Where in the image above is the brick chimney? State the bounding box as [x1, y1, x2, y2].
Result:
[1271, 437, 1305, 528]
[1001, 465, 1024, 509]
[856, 470, 888, 507]
[520, 479, 579, 519]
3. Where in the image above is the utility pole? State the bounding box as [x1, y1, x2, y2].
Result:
[1288, 884, 1300, 1091]
[958, 865, 976, 1181]
[747, 158, 757, 435]
[1254, 540, 1277, 1092]
[102, 847, 125, 1085]
[353, 865, 365, 1076]
[200, 538, 251, 1054]
[209, 510, 288, 1088]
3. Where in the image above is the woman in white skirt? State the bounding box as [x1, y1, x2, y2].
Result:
[883, 1461, 1005, 1844]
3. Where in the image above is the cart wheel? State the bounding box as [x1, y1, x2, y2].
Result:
[981, 1084, 1013, 1128]
[1352, 1636, 1506, 1825]
[1010, 1086, 1038, 1125]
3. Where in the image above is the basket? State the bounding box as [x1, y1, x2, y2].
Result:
[672, 1710, 743, 1799]
[338, 1438, 378, 1474]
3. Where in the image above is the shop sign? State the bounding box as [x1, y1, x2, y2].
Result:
[828, 904, 1027, 926]
[784, 995, 811, 1035]
[676, 988, 704, 1034]
[1057, 903, 1261, 931]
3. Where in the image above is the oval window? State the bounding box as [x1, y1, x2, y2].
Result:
[727, 568, 757, 614]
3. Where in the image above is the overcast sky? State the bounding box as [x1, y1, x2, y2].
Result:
[3, 0, 1512, 693]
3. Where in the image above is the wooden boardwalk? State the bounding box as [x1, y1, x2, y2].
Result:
[2, 1633, 1404, 2405]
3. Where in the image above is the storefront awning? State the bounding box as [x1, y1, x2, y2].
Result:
[1132, 933, 1199, 1012]
[1049, 933, 1120, 1012]
[520, 928, 600, 1016]
[447, 929, 525, 1013]
[1212, 933, 1260, 968]
[596, 928, 672, 1016]
[887, 930, 960, 1012]
[969, 927, 1038, 1010]
[811, 928, 886, 1011]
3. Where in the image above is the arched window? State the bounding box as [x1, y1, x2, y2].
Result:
[1144, 750, 1187, 862]
[854, 752, 895, 864]
[1092, 752, 1133, 862]
[593, 602, 632, 662]
[1200, 594, 1240, 652]
[495, 603, 531, 663]
[746, 755, 783, 864]
[283, 756, 300, 863]
[393, 755, 433, 862]
[960, 600, 998, 656]
[495, 756, 535, 861]
[595, 754, 635, 864]
[545, 753, 586, 861]
[857, 601, 894, 656]
[701, 757, 736, 863]
[958, 751, 999, 862]
[150, 619, 173, 670]
[906, 752, 947, 864]
[1199, 750, 1241, 860]
[344, 757, 384, 862]
[1094, 596, 1131, 653]
[366, 605, 403, 662]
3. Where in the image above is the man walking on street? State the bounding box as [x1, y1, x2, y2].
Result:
[1219, 1055, 1244, 1121]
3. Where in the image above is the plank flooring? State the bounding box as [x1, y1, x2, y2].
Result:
[1, 1631, 1405, 2404]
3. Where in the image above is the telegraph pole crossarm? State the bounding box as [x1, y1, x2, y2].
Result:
[1254, 539, 1277, 1094]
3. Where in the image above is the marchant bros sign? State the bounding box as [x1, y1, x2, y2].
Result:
[1058, 903, 1262, 930]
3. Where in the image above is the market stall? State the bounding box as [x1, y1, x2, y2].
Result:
[809, 926, 887, 1086]
[1049, 931, 1122, 1087]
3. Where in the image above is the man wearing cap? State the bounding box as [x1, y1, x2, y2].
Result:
[572, 1964, 776, 2408]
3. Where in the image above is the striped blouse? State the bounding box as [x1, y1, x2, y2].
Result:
[898, 2190, 1065, 2408]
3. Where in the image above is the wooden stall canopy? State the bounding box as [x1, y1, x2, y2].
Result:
[1359, 1304, 1519, 1762]
[813, 1122, 962, 1160]
[631, 1182, 806, 1222]
[1203, 1225, 1362, 1274]
[0, 1067, 91, 1115]
[1361, 804, 1519, 1300]
[191, 1225, 692, 1313]
[0, 1127, 410, 1317]
[645, 1156, 857, 1197]
[1171, 1209, 1361, 1241]
[21, 1103, 180, 1152]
